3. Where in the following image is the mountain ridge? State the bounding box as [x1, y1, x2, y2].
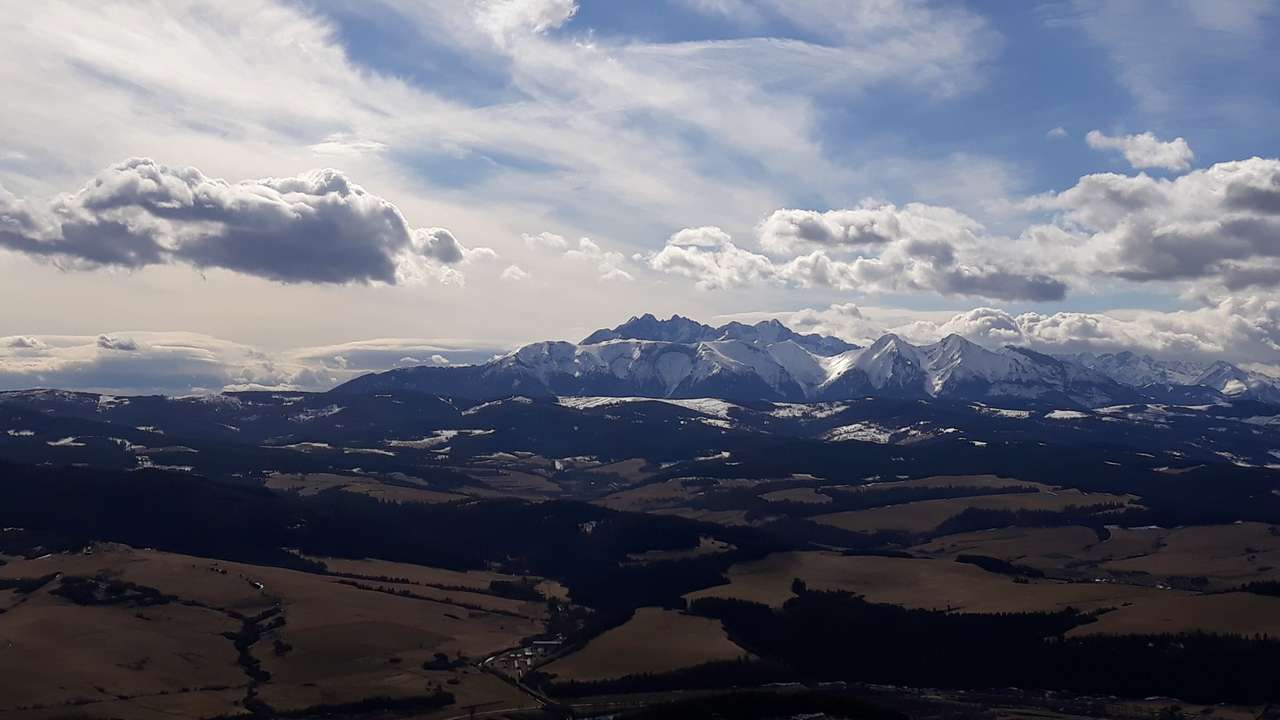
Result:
[337, 315, 1279, 408]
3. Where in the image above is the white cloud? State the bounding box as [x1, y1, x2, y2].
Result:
[473, 0, 578, 44]
[1046, 126, 1068, 139]
[651, 204, 1067, 301]
[751, 295, 1280, 365]
[500, 264, 531, 281]
[522, 231, 570, 251]
[1086, 130, 1194, 171]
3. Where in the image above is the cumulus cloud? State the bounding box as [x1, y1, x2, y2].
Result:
[500, 264, 531, 281]
[1085, 130, 1194, 171]
[525, 232, 634, 282]
[1046, 126, 1068, 139]
[0, 158, 493, 286]
[1030, 157, 1280, 288]
[650, 206, 1067, 301]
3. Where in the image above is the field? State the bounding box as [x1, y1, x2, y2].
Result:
[760, 486, 832, 504]
[265, 473, 465, 504]
[0, 546, 549, 719]
[684, 551, 1280, 637]
[813, 483, 1135, 534]
[540, 608, 749, 683]
[914, 522, 1280, 590]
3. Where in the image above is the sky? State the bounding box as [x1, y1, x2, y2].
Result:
[1, 0, 1279, 394]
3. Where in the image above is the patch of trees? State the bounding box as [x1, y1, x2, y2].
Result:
[540, 658, 799, 698]
[232, 689, 455, 719]
[488, 578, 544, 601]
[690, 590, 1280, 704]
[1237, 581, 1280, 597]
[934, 504, 1123, 537]
[610, 689, 905, 720]
[51, 575, 176, 606]
[954, 554, 1045, 578]
[691, 483, 1036, 521]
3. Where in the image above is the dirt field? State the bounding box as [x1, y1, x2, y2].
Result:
[684, 551, 1280, 637]
[0, 546, 547, 718]
[541, 608, 748, 683]
[813, 487, 1135, 534]
[265, 473, 466, 504]
[1098, 522, 1280, 586]
[595, 478, 704, 512]
[914, 522, 1280, 589]
[760, 486, 832, 504]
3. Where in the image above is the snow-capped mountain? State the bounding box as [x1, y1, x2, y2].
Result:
[580, 313, 859, 356]
[337, 315, 1146, 407]
[1068, 352, 1280, 405]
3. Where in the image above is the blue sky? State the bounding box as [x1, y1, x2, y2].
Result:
[0, 0, 1278, 393]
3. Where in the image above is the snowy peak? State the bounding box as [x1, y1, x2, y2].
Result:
[1070, 351, 1206, 386]
[581, 313, 718, 344]
[582, 314, 857, 356]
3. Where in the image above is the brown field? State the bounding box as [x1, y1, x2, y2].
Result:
[813, 487, 1135, 534]
[586, 458, 654, 482]
[914, 522, 1280, 590]
[595, 478, 703, 512]
[0, 546, 546, 719]
[541, 608, 748, 683]
[1069, 591, 1280, 637]
[912, 525, 1152, 571]
[479, 469, 562, 495]
[760, 486, 831, 504]
[1099, 522, 1280, 586]
[265, 473, 465, 504]
[684, 551, 1280, 637]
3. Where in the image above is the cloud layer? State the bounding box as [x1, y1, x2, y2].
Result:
[0, 158, 493, 285]
[0, 332, 506, 395]
[650, 203, 1067, 301]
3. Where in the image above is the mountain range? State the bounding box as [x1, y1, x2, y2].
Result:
[338, 314, 1280, 408]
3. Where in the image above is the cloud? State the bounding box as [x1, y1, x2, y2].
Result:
[1029, 157, 1280, 288]
[96, 335, 139, 352]
[3, 336, 45, 349]
[1085, 130, 1194, 171]
[0, 158, 493, 285]
[754, 295, 1280, 365]
[522, 231, 570, 251]
[651, 204, 1067, 301]
[1046, 126, 1068, 139]
[0, 332, 509, 395]
[500, 264, 531, 281]
[474, 0, 578, 44]
[526, 234, 635, 282]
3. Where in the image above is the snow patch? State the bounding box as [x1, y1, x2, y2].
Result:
[1045, 410, 1090, 420]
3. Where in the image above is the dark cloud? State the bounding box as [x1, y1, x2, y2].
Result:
[0, 158, 492, 284]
